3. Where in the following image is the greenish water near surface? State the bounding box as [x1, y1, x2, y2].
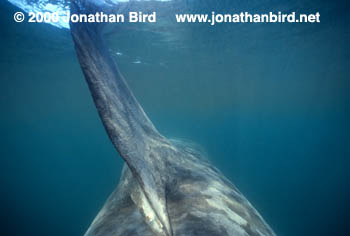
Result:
[0, 1, 349, 236]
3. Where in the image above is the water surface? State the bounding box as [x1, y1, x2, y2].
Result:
[0, 0, 349, 236]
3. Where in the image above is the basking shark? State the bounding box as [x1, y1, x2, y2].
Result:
[69, 1, 277, 235]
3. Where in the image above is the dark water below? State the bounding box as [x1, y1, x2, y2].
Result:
[0, 1, 349, 236]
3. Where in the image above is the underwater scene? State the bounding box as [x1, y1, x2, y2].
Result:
[0, 0, 349, 236]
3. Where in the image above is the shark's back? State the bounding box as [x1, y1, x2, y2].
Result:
[84, 144, 276, 236]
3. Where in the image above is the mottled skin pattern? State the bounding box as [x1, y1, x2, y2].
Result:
[84, 142, 276, 236]
[70, 1, 277, 236]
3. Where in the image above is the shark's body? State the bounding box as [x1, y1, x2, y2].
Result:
[70, 1, 277, 236]
[84, 144, 276, 236]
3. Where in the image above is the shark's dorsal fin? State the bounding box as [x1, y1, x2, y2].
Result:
[70, 1, 172, 235]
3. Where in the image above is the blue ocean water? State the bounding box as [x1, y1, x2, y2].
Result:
[0, 0, 349, 236]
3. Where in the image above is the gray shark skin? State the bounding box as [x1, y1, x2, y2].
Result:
[70, 1, 277, 236]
